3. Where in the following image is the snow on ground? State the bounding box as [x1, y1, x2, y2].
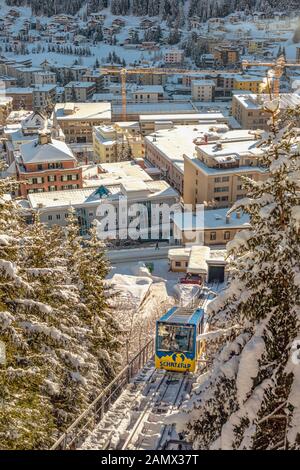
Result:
[1, 2, 299, 68]
[109, 258, 182, 301]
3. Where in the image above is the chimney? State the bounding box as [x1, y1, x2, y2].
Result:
[226, 214, 231, 224]
[38, 131, 51, 145]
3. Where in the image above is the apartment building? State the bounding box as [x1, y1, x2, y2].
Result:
[32, 84, 56, 111]
[33, 70, 57, 86]
[0, 76, 17, 89]
[93, 122, 143, 163]
[83, 70, 107, 93]
[232, 93, 300, 130]
[26, 178, 179, 239]
[53, 102, 112, 143]
[15, 132, 83, 197]
[131, 85, 164, 103]
[17, 66, 43, 86]
[64, 81, 96, 102]
[214, 45, 240, 66]
[0, 96, 13, 126]
[233, 75, 264, 93]
[191, 80, 215, 101]
[164, 49, 184, 64]
[6, 87, 33, 110]
[144, 122, 229, 194]
[183, 131, 268, 208]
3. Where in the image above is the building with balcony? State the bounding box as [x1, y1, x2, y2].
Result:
[93, 122, 143, 163]
[164, 49, 184, 64]
[144, 122, 229, 194]
[191, 80, 216, 102]
[6, 87, 33, 110]
[183, 131, 268, 208]
[64, 81, 96, 102]
[53, 102, 112, 143]
[214, 45, 240, 66]
[232, 93, 300, 130]
[15, 132, 83, 197]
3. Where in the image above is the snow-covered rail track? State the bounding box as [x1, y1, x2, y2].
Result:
[80, 364, 194, 450]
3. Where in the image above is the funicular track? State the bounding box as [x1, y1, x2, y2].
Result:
[51, 284, 219, 451]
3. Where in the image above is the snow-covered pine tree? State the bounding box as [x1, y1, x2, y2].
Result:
[173, 101, 300, 449]
[0, 177, 55, 449]
[19, 213, 104, 433]
[64, 209, 122, 383]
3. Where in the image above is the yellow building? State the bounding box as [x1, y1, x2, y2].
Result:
[234, 75, 264, 94]
[183, 132, 268, 209]
[93, 122, 143, 163]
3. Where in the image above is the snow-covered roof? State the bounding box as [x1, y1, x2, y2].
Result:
[173, 209, 250, 231]
[145, 124, 230, 175]
[54, 102, 111, 121]
[20, 138, 75, 164]
[28, 180, 177, 210]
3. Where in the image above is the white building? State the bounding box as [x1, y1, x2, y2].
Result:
[164, 49, 184, 64]
[192, 80, 216, 102]
[33, 70, 57, 86]
[131, 85, 164, 103]
[27, 178, 179, 239]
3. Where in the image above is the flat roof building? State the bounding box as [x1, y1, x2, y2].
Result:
[53, 102, 111, 143]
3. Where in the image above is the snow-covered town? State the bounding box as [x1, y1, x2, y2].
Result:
[0, 0, 299, 458]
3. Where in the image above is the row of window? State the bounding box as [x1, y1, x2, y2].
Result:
[214, 176, 230, 183]
[210, 231, 231, 241]
[27, 174, 79, 184]
[27, 184, 80, 194]
[48, 211, 94, 221]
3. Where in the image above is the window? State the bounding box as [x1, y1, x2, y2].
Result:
[157, 323, 195, 354]
[49, 186, 56, 192]
[210, 232, 217, 241]
[56, 215, 61, 220]
[48, 175, 56, 182]
[37, 164, 43, 171]
[224, 231, 231, 240]
[48, 215, 53, 221]
[214, 186, 229, 193]
[175, 261, 181, 267]
[222, 176, 230, 182]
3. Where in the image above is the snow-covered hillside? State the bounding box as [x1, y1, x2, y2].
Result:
[3, 0, 300, 20]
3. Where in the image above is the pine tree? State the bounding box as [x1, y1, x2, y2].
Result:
[175, 101, 300, 450]
[0, 178, 55, 449]
[64, 209, 122, 383]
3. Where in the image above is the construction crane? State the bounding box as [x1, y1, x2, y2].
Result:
[242, 56, 300, 97]
[100, 66, 239, 121]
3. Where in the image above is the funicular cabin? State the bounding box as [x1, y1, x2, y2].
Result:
[155, 306, 205, 373]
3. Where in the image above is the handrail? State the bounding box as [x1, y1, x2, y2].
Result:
[50, 338, 154, 450]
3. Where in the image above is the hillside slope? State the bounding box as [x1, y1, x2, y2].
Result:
[4, 0, 300, 20]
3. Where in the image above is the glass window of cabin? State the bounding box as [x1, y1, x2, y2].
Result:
[157, 323, 195, 354]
